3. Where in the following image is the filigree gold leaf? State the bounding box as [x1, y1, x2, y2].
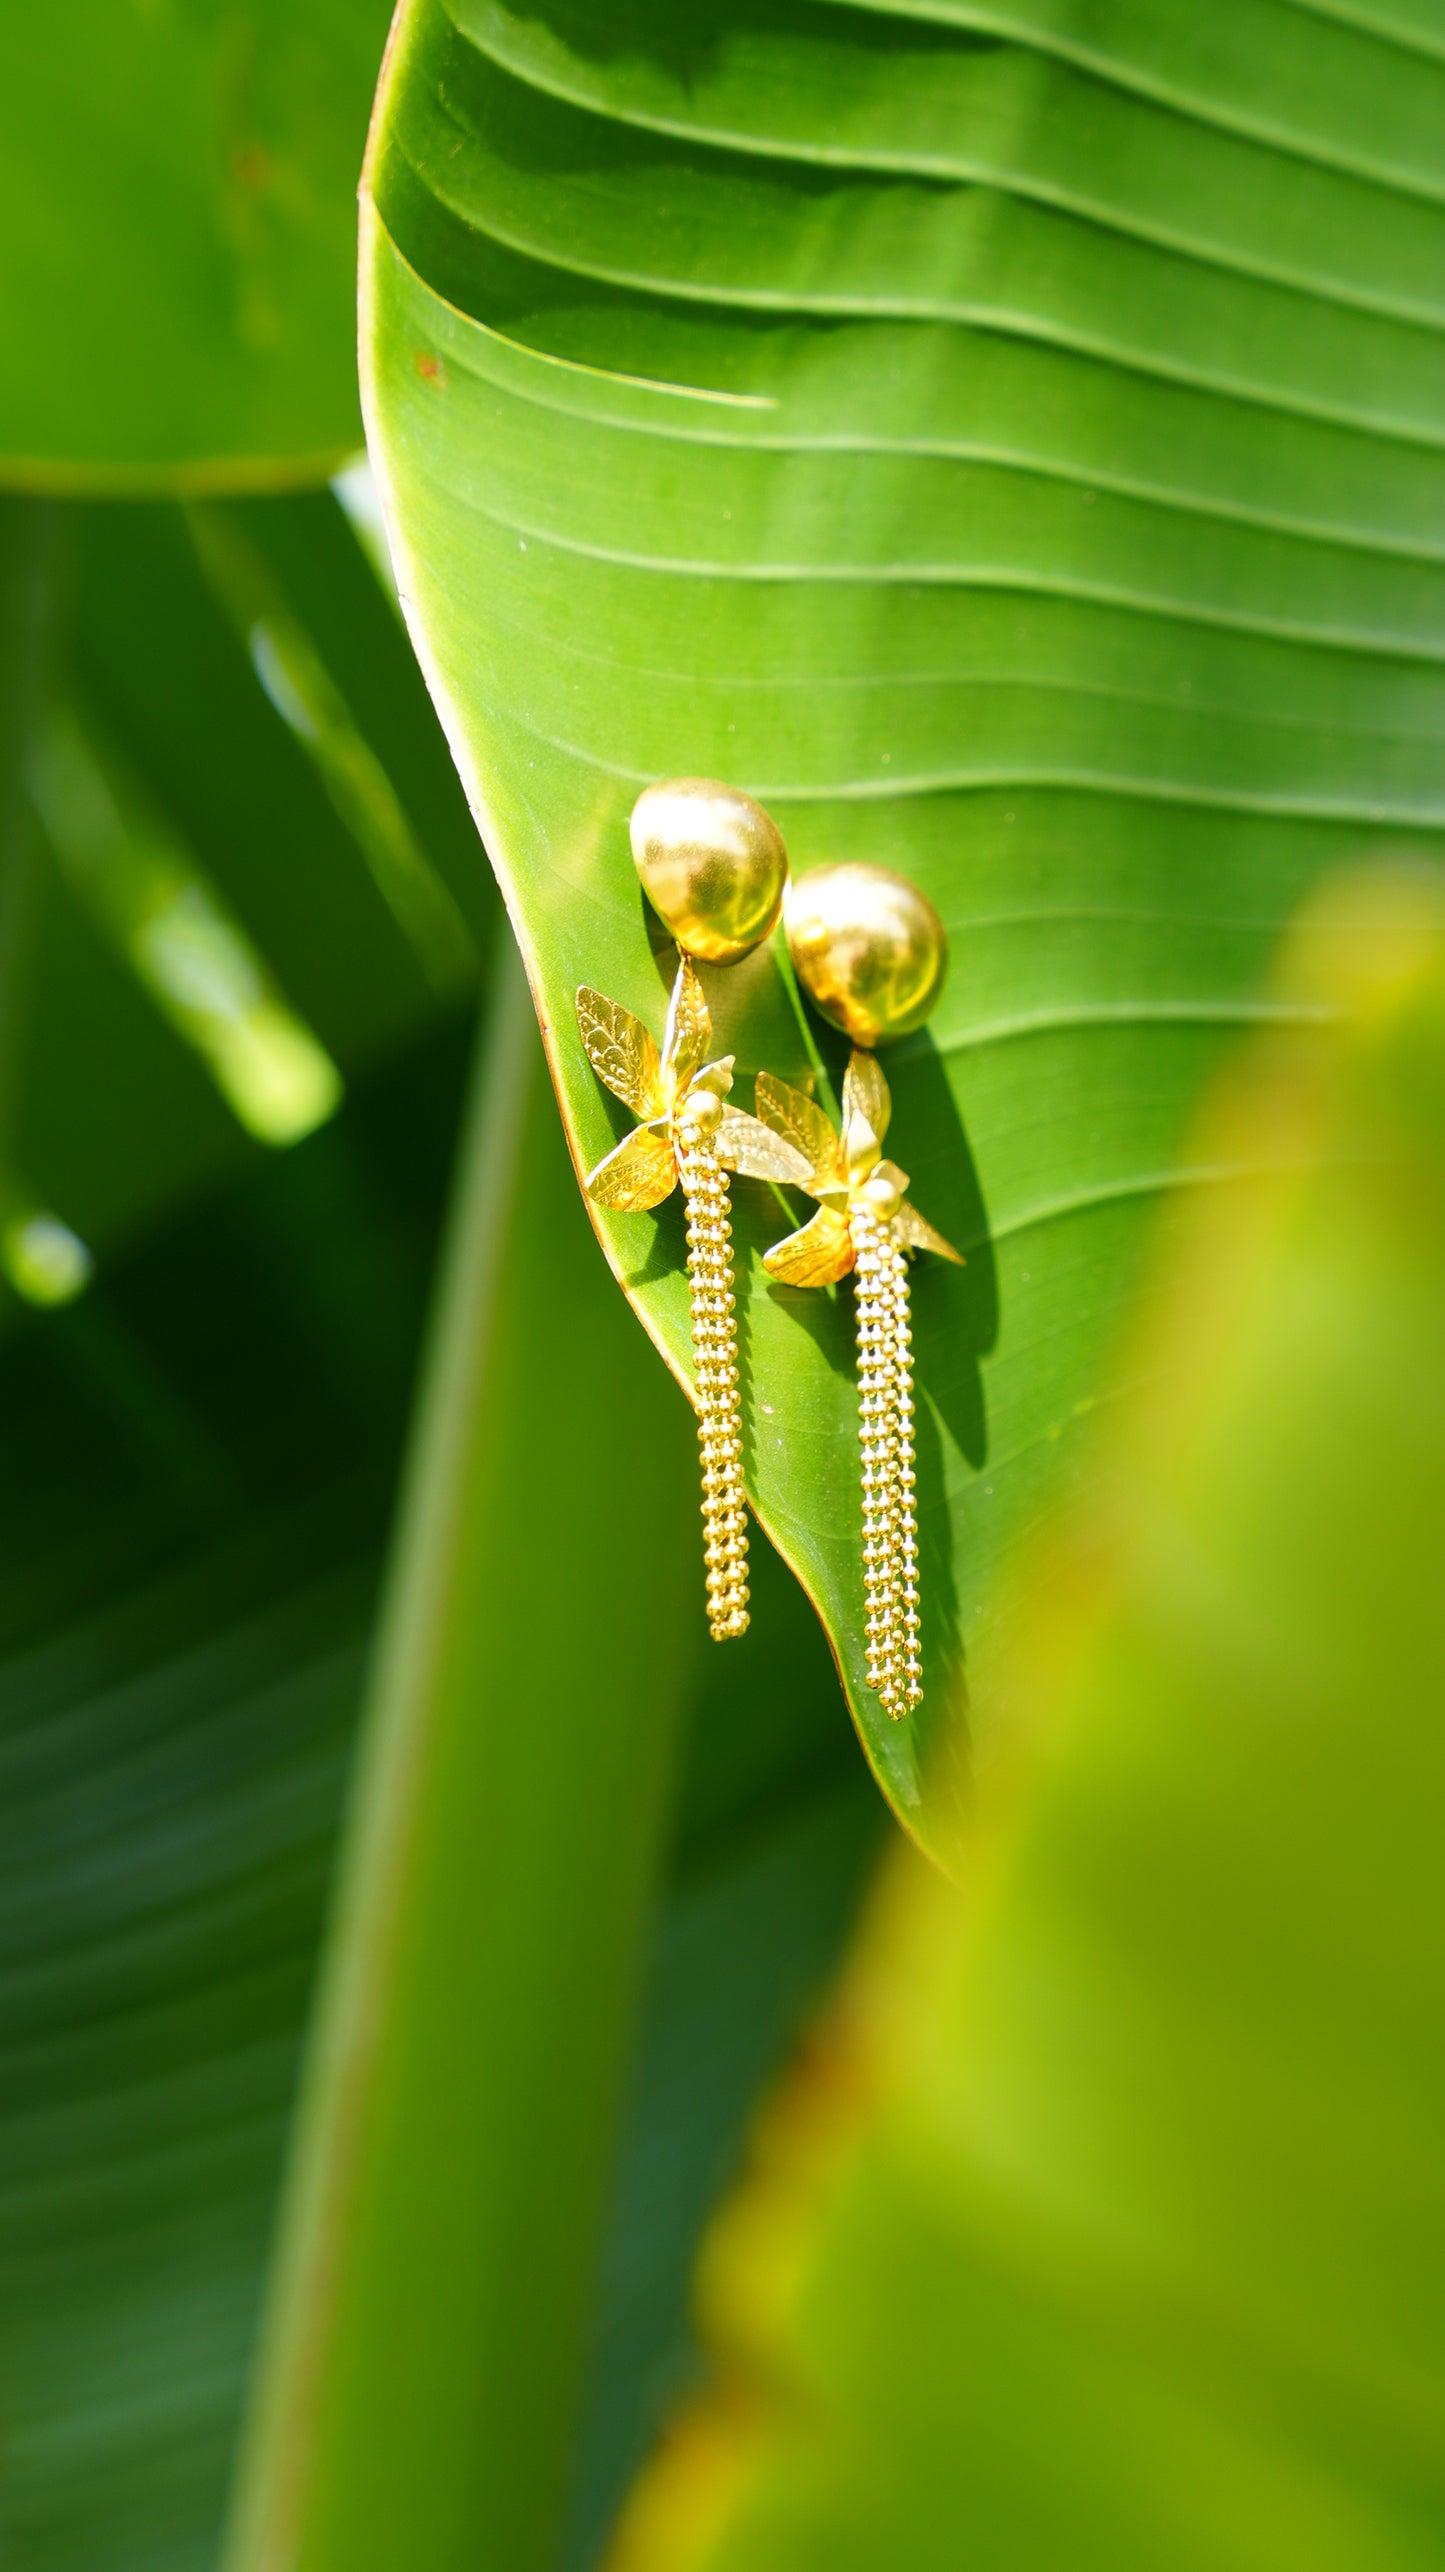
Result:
[715, 1108, 814, 1185]
[754, 1072, 843, 1193]
[762, 1203, 855, 1287]
[875, 1157, 911, 1198]
[895, 1200, 965, 1265]
[843, 1049, 891, 1146]
[692, 1054, 735, 1100]
[585, 1126, 678, 1211]
[576, 986, 666, 1119]
[662, 955, 711, 1102]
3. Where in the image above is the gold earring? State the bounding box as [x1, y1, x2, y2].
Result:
[757, 863, 959, 1720]
[782, 859, 947, 1045]
[630, 775, 788, 964]
[576, 780, 798, 1641]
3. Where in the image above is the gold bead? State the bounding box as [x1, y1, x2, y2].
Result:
[784, 861, 947, 1045]
[630, 778, 789, 965]
[678, 1087, 724, 1141]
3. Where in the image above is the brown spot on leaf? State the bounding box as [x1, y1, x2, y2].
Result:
[232, 141, 271, 191]
[414, 351, 445, 385]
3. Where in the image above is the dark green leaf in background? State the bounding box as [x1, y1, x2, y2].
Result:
[0, 1017, 468, 2572]
[0, 501, 60, 1229]
[0, 1001, 875, 2572]
[359, 0, 1445, 1858]
[0, 429, 875, 2572]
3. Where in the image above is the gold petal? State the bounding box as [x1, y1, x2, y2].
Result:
[692, 1053, 735, 1099]
[754, 1071, 843, 1192]
[895, 1199, 965, 1264]
[576, 986, 666, 1119]
[843, 1108, 882, 1184]
[715, 1107, 814, 1185]
[875, 1157, 911, 1197]
[585, 1126, 679, 1211]
[763, 1203, 855, 1287]
[843, 1048, 891, 1146]
[661, 954, 711, 1102]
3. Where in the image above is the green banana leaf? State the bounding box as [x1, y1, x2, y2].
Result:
[0, 4, 394, 488]
[608, 868, 1445, 2572]
[358, 0, 1445, 1860]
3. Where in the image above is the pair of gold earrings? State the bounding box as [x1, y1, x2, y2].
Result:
[576, 778, 958, 1722]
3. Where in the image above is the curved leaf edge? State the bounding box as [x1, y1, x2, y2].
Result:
[355, 208, 965, 1868]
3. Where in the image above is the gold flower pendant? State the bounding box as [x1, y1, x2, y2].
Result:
[577, 953, 804, 1641]
[757, 1051, 962, 1720]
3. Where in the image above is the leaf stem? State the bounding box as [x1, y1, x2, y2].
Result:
[221, 934, 698, 2572]
[772, 926, 840, 1124]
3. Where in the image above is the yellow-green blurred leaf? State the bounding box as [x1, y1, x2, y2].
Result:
[610, 868, 1445, 2572]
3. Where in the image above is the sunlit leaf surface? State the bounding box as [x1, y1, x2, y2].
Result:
[611, 875, 1445, 2572]
[359, 0, 1445, 1854]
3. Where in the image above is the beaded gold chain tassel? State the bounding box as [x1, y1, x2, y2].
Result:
[754, 1048, 958, 1716]
[677, 1109, 748, 1637]
[887, 1232, 923, 1706]
[576, 778, 800, 1639]
[753, 859, 955, 1718]
[850, 1208, 923, 1716]
[852, 1204, 905, 1710]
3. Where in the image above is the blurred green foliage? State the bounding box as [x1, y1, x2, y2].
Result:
[0, 3, 394, 485]
[0, 471, 871, 2572]
[0, 969, 877, 2569]
[610, 874, 1445, 2572]
[8, 489, 484, 1262]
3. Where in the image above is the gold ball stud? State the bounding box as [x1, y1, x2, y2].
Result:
[678, 1088, 724, 1141]
[630, 777, 789, 965]
[784, 861, 948, 1046]
[861, 1170, 903, 1217]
